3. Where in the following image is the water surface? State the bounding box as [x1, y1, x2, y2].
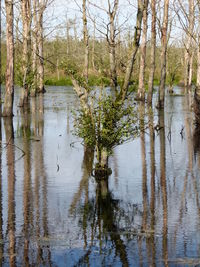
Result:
[0, 86, 199, 266]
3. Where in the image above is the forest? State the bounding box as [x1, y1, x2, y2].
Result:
[0, 0, 200, 266]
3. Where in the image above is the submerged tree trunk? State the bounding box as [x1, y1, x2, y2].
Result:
[157, 0, 169, 109]
[147, 0, 156, 105]
[19, 0, 32, 107]
[137, 0, 149, 101]
[83, 0, 89, 81]
[120, 0, 143, 101]
[94, 146, 112, 179]
[3, 0, 14, 117]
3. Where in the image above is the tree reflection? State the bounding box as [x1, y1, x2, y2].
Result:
[20, 105, 33, 266]
[32, 96, 51, 265]
[0, 119, 3, 266]
[148, 107, 156, 266]
[158, 110, 168, 266]
[17, 96, 51, 266]
[4, 118, 16, 267]
[70, 145, 130, 266]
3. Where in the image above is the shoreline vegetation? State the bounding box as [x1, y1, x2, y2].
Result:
[0, 76, 189, 89]
[44, 77, 186, 88]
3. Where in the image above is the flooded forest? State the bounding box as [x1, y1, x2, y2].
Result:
[1, 0, 200, 266]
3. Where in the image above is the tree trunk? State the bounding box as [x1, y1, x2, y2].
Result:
[137, 0, 149, 101]
[120, 0, 143, 101]
[147, 0, 156, 105]
[0, 0, 1, 115]
[38, 2, 45, 94]
[66, 20, 70, 56]
[184, 0, 194, 92]
[197, 46, 200, 90]
[92, 19, 96, 71]
[3, 0, 14, 117]
[194, 48, 200, 124]
[19, 0, 32, 107]
[95, 147, 110, 178]
[31, 0, 38, 97]
[83, 0, 89, 81]
[157, 0, 169, 109]
[108, 0, 118, 90]
[189, 52, 193, 87]
[194, 2, 200, 124]
[100, 148, 109, 169]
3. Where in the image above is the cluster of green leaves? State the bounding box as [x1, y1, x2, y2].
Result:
[45, 77, 73, 86]
[74, 89, 139, 154]
[14, 59, 34, 89]
[63, 61, 91, 92]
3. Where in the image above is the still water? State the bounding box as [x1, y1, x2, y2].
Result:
[0, 86, 200, 266]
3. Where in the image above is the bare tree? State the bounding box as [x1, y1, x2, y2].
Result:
[19, 0, 32, 107]
[0, 0, 1, 113]
[137, 0, 149, 101]
[120, 0, 144, 101]
[196, 1, 200, 91]
[83, 0, 89, 81]
[194, 0, 200, 123]
[186, 0, 195, 90]
[157, 0, 169, 109]
[147, 0, 156, 105]
[178, 0, 195, 91]
[37, 0, 45, 94]
[3, 0, 14, 117]
[88, 0, 119, 89]
[31, 0, 38, 96]
[107, 0, 119, 90]
[92, 18, 96, 70]
[37, 0, 47, 94]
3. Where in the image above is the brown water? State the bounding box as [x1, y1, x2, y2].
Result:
[0, 86, 200, 266]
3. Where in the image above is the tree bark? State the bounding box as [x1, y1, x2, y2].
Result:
[31, 0, 38, 97]
[184, 0, 194, 92]
[19, 0, 32, 107]
[83, 0, 89, 81]
[92, 19, 96, 71]
[147, 0, 156, 105]
[37, 1, 45, 94]
[137, 0, 149, 101]
[0, 0, 1, 115]
[194, 1, 200, 123]
[3, 0, 14, 117]
[157, 0, 169, 109]
[108, 0, 118, 90]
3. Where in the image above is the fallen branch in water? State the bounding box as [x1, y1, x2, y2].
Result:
[1, 140, 26, 163]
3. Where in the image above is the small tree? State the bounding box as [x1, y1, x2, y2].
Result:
[65, 0, 144, 178]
